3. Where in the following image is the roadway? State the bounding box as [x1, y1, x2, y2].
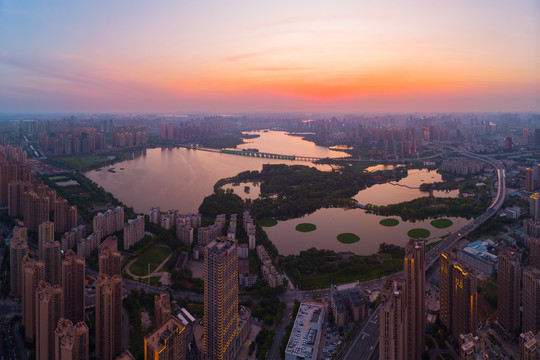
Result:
[338, 148, 506, 360]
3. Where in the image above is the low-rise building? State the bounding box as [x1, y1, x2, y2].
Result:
[285, 302, 325, 360]
[459, 333, 488, 360]
[457, 240, 498, 275]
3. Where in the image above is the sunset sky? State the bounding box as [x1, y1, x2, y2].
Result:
[1, 0, 539, 113]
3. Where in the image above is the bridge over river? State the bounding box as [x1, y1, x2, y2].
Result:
[180, 144, 445, 163]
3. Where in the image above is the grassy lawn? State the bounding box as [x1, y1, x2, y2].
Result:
[407, 228, 431, 239]
[299, 257, 402, 289]
[258, 218, 278, 227]
[48, 175, 69, 181]
[430, 218, 453, 229]
[56, 155, 109, 169]
[337, 233, 360, 244]
[129, 245, 170, 277]
[379, 218, 399, 227]
[295, 223, 316, 232]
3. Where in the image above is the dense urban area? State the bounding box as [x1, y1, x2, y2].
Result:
[0, 112, 539, 360]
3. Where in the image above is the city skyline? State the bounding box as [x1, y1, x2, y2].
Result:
[1, 0, 539, 113]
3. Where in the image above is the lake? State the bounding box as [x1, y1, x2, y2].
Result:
[86, 131, 466, 255]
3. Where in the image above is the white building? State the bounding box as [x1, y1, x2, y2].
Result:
[124, 215, 145, 249]
[285, 302, 325, 360]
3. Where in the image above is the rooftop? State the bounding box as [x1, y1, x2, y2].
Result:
[285, 302, 324, 359]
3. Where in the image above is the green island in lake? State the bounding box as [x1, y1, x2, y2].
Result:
[337, 233, 360, 244]
[379, 218, 399, 227]
[407, 228, 431, 239]
[296, 223, 317, 232]
[430, 218, 453, 229]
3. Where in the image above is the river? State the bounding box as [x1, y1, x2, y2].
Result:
[85, 131, 465, 255]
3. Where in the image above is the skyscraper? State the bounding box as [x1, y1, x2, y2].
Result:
[62, 250, 85, 323]
[55, 318, 89, 360]
[95, 274, 123, 360]
[379, 279, 405, 360]
[36, 281, 63, 360]
[144, 317, 186, 360]
[9, 237, 28, 297]
[22, 256, 45, 343]
[204, 238, 239, 360]
[530, 237, 540, 270]
[154, 292, 172, 328]
[440, 252, 477, 336]
[530, 193, 540, 219]
[43, 240, 62, 285]
[403, 239, 425, 360]
[522, 266, 540, 334]
[498, 251, 521, 336]
[526, 168, 535, 192]
[38, 221, 55, 260]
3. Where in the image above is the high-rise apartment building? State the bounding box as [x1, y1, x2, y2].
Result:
[204, 238, 239, 360]
[62, 250, 85, 323]
[95, 274, 123, 360]
[8, 180, 32, 217]
[22, 256, 45, 342]
[403, 239, 425, 360]
[144, 317, 186, 360]
[379, 279, 405, 360]
[123, 215, 145, 249]
[54, 318, 89, 360]
[54, 198, 78, 234]
[23, 191, 50, 232]
[526, 168, 535, 192]
[0, 161, 32, 206]
[440, 252, 478, 336]
[531, 193, 540, 220]
[93, 207, 124, 241]
[38, 221, 55, 259]
[537, 164, 540, 190]
[531, 237, 540, 270]
[9, 237, 28, 297]
[98, 248, 122, 277]
[498, 251, 521, 336]
[523, 267, 540, 334]
[149, 207, 160, 224]
[13, 225, 28, 242]
[43, 240, 62, 285]
[36, 281, 63, 360]
[54, 198, 69, 234]
[155, 292, 172, 328]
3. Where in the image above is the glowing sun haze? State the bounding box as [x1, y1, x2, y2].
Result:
[1, 0, 539, 112]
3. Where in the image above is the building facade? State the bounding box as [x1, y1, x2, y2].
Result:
[403, 239, 425, 360]
[440, 252, 478, 336]
[144, 317, 186, 360]
[9, 237, 28, 297]
[95, 274, 123, 360]
[523, 267, 540, 334]
[203, 238, 239, 360]
[62, 250, 85, 323]
[498, 251, 522, 336]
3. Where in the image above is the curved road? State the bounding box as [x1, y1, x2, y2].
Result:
[338, 148, 506, 360]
